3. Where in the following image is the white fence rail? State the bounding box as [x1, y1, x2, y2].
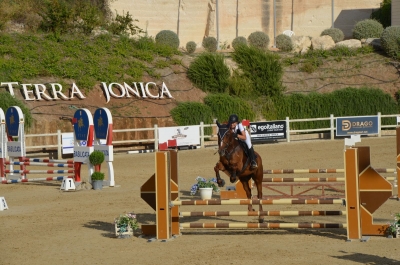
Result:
[25, 112, 399, 158]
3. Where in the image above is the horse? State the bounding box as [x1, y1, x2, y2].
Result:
[214, 122, 264, 222]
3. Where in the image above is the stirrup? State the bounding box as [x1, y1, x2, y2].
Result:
[251, 161, 258, 169]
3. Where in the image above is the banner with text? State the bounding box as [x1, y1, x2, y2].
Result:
[336, 116, 379, 136]
[249, 121, 286, 141]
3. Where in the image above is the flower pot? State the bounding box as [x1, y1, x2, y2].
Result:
[92, 180, 103, 190]
[199, 187, 213, 200]
[115, 223, 133, 239]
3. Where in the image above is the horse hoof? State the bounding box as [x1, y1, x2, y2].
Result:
[218, 179, 225, 187]
[259, 218, 264, 223]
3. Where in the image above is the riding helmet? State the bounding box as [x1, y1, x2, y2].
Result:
[228, 114, 239, 124]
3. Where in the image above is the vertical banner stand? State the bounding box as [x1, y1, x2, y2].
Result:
[345, 146, 392, 241]
[0, 108, 6, 181]
[72, 109, 94, 183]
[93, 108, 115, 187]
[140, 150, 179, 241]
[5, 106, 26, 180]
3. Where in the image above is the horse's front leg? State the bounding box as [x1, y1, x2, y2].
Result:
[240, 179, 253, 212]
[214, 161, 225, 187]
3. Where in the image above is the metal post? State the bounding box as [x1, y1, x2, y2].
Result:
[200, 122, 205, 149]
[330, 114, 335, 140]
[286, 117, 290, 143]
[154, 124, 158, 151]
[273, 0, 277, 48]
[57, 130, 61, 159]
[331, 0, 335, 28]
[378, 112, 381, 137]
[216, 0, 220, 50]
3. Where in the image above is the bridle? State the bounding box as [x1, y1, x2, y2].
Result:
[218, 130, 240, 159]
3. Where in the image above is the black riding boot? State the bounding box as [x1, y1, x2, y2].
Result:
[249, 146, 258, 169]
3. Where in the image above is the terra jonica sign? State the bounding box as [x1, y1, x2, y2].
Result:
[0, 81, 173, 103]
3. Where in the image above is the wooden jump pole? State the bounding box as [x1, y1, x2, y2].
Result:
[180, 223, 347, 229]
[171, 198, 343, 206]
[180, 210, 346, 217]
[263, 168, 395, 174]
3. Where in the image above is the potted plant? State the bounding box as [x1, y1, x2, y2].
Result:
[91, 171, 105, 190]
[190, 176, 220, 200]
[386, 212, 400, 238]
[89, 151, 105, 190]
[114, 212, 139, 238]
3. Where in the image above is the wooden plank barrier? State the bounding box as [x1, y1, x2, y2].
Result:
[140, 146, 392, 241]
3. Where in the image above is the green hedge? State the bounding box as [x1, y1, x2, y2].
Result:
[268, 87, 398, 130]
[204, 93, 255, 122]
[170, 102, 214, 135]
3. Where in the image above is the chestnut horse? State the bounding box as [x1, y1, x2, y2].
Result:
[214, 122, 264, 222]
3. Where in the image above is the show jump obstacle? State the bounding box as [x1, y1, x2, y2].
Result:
[140, 146, 393, 241]
[0, 106, 115, 186]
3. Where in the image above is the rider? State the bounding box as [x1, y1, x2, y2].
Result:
[227, 114, 257, 169]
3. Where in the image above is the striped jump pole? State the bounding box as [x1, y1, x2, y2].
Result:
[5, 170, 74, 174]
[180, 222, 347, 229]
[263, 168, 395, 174]
[262, 177, 396, 182]
[18, 158, 74, 164]
[180, 210, 346, 217]
[5, 161, 74, 168]
[171, 198, 344, 206]
[2, 176, 73, 184]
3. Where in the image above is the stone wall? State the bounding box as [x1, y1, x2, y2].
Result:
[111, 0, 381, 48]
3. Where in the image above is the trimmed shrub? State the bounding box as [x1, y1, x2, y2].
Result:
[204, 94, 256, 122]
[155, 30, 180, 49]
[247, 31, 270, 50]
[352, 19, 384, 40]
[371, 0, 392, 28]
[231, 45, 284, 98]
[275, 34, 293, 52]
[380, 26, 400, 58]
[187, 53, 230, 93]
[89, 150, 105, 165]
[320, 28, 344, 43]
[202, 36, 217, 52]
[186, 41, 196, 54]
[231, 36, 247, 50]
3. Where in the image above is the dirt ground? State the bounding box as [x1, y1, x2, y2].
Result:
[1, 137, 400, 265]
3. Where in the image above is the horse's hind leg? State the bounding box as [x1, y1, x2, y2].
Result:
[240, 179, 254, 212]
[214, 161, 226, 187]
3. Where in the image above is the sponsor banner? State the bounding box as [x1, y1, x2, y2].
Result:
[336, 116, 379, 136]
[62, 133, 74, 154]
[158, 125, 200, 146]
[73, 146, 93, 163]
[249, 121, 286, 141]
[7, 141, 24, 157]
[94, 145, 113, 162]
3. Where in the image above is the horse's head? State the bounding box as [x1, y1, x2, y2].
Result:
[218, 126, 239, 158]
[216, 121, 229, 147]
